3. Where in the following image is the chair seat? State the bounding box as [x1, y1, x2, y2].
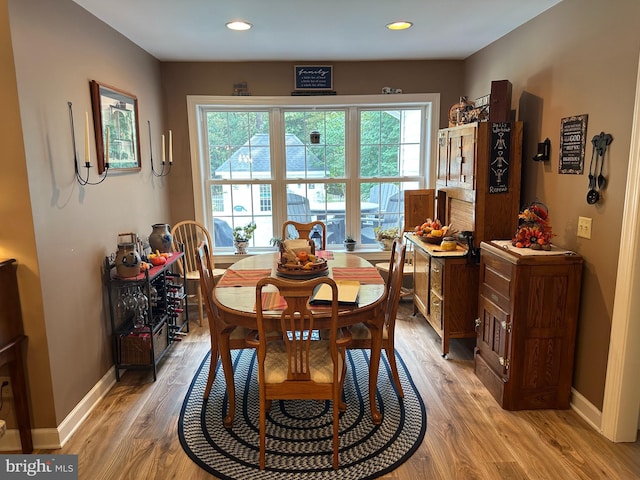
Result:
[350, 322, 388, 341]
[264, 340, 343, 384]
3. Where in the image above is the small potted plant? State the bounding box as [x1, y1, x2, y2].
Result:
[344, 235, 356, 252]
[374, 226, 400, 251]
[233, 222, 257, 254]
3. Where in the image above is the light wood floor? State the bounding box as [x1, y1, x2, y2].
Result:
[39, 301, 640, 479]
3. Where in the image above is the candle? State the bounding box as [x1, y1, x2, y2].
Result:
[84, 112, 90, 163]
[105, 126, 110, 165]
[161, 134, 166, 163]
[169, 130, 173, 164]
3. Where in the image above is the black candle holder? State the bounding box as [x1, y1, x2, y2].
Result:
[69, 102, 108, 185]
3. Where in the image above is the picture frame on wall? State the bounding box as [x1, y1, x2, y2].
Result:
[294, 65, 333, 90]
[559, 114, 588, 174]
[90, 80, 141, 174]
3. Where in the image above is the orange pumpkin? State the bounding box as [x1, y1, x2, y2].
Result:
[297, 251, 309, 263]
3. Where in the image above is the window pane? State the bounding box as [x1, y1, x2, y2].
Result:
[207, 111, 271, 180]
[284, 110, 345, 180]
[359, 181, 418, 244]
[360, 108, 421, 178]
[210, 184, 274, 248]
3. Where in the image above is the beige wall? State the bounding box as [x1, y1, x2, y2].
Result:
[160, 60, 465, 223]
[6, 0, 168, 428]
[0, 0, 54, 428]
[465, 0, 640, 408]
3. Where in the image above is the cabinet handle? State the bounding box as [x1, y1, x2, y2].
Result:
[432, 267, 440, 274]
[500, 320, 512, 334]
[474, 318, 481, 328]
[432, 301, 441, 307]
[498, 356, 511, 369]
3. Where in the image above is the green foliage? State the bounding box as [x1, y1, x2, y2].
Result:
[233, 222, 257, 242]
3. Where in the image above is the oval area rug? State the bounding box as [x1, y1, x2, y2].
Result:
[179, 348, 426, 479]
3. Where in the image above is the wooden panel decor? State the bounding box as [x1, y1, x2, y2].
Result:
[488, 123, 512, 194]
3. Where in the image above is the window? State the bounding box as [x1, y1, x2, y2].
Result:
[188, 94, 439, 251]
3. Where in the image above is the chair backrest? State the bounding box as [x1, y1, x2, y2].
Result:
[282, 220, 327, 250]
[255, 276, 339, 382]
[195, 241, 218, 348]
[385, 237, 407, 329]
[369, 184, 404, 230]
[171, 220, 213, 274]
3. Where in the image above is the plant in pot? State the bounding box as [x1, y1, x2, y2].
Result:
[233, 222, 257, 255]
[344, 235, 356, 252]
[374, 226, 400, 251]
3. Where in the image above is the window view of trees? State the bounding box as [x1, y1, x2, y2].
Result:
[195, 98, 430, 251]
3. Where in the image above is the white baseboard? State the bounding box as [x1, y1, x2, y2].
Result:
[570, 387, 603, 433]
[0, 367, 116, 451]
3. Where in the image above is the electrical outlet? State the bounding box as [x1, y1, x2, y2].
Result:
[577, 216, 592, 239]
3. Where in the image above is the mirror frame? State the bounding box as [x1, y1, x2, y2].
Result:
[90, 80, 141, 174]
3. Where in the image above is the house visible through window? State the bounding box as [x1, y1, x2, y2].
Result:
[187, 94, 437, 251]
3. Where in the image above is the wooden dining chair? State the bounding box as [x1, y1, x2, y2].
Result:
[195, 241, 254, 400]
[282, 220, 327, 250]
[247, 276, 351, 470]
[172, 220, 226, 326]
[349, 236, 407, 397]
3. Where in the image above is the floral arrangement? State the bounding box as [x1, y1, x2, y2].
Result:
[512, 202, 554, 250]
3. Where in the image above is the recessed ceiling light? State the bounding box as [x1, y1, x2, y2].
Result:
[386, 21, 413, 31]
[226, 20, 252, 31]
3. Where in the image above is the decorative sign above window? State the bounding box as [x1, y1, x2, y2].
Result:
[559, 114, 588, 174]
[488, 122, 512, 194]
[294, 65, 333, 90]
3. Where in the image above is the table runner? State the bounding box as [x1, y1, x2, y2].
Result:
[315, 250, 334, 260]
[216, 269, 272, 287]
[331, 267, 384, 284]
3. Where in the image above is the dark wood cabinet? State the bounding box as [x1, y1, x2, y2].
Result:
[474, 242, 583, 410]
[0, 259, 32, 452]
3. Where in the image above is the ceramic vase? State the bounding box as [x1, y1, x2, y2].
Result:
[115, 243, 141, 278]
[149, 224, 172, 253]
[234, 240, 248, 255]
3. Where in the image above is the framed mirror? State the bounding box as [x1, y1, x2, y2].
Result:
[90, 80, 141, 174]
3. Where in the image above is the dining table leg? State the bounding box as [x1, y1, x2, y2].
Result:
[366, 321, 383, 424]
[217, 327, 236, 428]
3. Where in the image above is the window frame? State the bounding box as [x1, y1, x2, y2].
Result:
[186, 94, 440, 253]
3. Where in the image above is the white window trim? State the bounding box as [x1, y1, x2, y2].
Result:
[186, 93, 440, 250]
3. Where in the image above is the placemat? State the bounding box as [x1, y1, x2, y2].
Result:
[331, 267, 384, 284]
[216, 269, 272, 287]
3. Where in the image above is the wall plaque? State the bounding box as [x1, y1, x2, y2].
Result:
[489, 122, 512, 194]
[559, 114, 588, 174]
[294, 65, 333, 90]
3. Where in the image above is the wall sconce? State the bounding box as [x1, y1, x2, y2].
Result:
[149, 121, 172, 177]
[533, 138, 551, 162]
[310, 131, 321, 144]
[69, 102, 109, 185]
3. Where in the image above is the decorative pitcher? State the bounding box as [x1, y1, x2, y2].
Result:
[149, 224, 172, 253]
[115, 243, 141, 278]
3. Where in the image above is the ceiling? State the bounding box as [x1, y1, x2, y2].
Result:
[71, 0, 562, 62]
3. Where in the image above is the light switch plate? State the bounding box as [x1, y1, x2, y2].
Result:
[577, 216, 592, 239]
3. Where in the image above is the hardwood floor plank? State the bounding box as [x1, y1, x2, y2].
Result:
[36, 303, 640, 480]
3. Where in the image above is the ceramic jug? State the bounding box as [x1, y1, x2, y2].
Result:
[115, 243, 141, 278]
[149, 224, 172, 253]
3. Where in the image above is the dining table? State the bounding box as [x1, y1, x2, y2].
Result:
[212, 251, 387, 426]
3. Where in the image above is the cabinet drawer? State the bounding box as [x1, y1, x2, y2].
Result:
[430, 258, 443, 296]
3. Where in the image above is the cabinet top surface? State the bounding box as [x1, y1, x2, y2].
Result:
[406, 234, 468, 258]
[481, 241, 582, 264]
[0, 259, 16, 267]
[109, 251, 183, 282]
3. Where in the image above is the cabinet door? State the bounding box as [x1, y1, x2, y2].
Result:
[413, 248, 430, 314]
[476, 295, 512, 381]
[436, 130, 449, 187]
[449, 125, 477, 189]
